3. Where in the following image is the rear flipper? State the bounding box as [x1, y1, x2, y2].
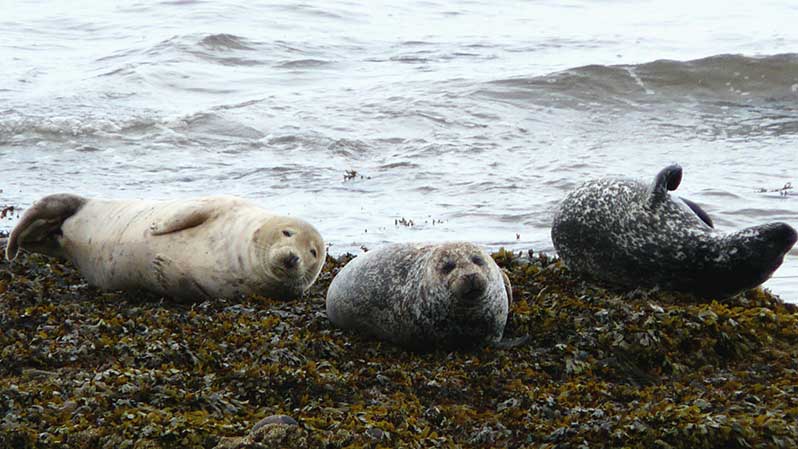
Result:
[5, 193, 87, 261]
[681, 197, 714, 228]
[648, 164, 682, 207]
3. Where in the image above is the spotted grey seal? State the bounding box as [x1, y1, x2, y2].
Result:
[551, 164, 797, 298]
[6, 193, 325, 300]
[326, 242, 512, 349]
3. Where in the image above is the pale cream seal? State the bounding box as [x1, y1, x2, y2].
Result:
[6, 193, 325, 300]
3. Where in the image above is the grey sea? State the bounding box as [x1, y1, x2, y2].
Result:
[1, 0, 796, 300]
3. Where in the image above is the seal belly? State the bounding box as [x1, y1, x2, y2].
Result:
[59, 199, 158, 289]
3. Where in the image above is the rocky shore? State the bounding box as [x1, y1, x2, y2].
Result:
[1, 247, 796, 448]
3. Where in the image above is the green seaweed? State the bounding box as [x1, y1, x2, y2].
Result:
[1, 248, 796, 449]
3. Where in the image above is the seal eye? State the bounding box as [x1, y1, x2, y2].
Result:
[310, 249, 317, 258]
[441, 260, 456, 274]
[282, 230, 293, 237]
[471, 256, 485, 266]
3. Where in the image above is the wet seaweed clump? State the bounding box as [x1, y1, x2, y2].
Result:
[1, 245, 797, 448]
[1, 203, 16, 235]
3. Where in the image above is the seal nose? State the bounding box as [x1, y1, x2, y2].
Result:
[762, 223, 798, 270]
[283, 253, 300, 270]
[459, 272, 486, 300]
[756, 222, 798, 261]
[773, 222, 798, 250]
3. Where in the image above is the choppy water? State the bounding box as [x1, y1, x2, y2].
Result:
[1, 1, 797, 300]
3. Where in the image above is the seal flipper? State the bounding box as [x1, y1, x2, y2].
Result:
[501, 269, 513, 308]
[150, 202, 216, 236]
[492, 334, 531, 349]
[5, 193, 86, 260]
[153, 254, 212, 301]
[648, 164, 682, 208]
[681, 197, 714, 228]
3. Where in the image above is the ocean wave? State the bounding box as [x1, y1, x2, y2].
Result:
[0, 109, 160, 142]
[0, 108, 268, 145]
[198, 33, 253, 50]
[379, 161, 421, 170]
[168, 112, 265, 139]
[110, 34, 266, 68]
[275, 59, 333, 69]
[478, 53, 798, 109]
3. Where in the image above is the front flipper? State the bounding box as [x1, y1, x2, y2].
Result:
[149, 202, 216, 236]
[681, 197, 714, 228]
[648, 164, 682, 208]
[152, 254, 213, 301]
[492, 334, 531, 349]
[6, 193, 86, 260]
[501, 269, 513, 308]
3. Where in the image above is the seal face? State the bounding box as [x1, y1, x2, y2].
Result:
[551, 164, 797, 298]
[6, 194, 326, 301]
[326, 242, 512, 349]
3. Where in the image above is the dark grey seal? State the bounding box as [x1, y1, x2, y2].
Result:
[551, 164, 797, 298]
[326, 242, 512, 349]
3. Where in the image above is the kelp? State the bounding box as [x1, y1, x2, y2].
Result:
[1, 246, 796, 449]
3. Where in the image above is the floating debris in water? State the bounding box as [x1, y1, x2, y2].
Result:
[1, 205, 15, 219]
[1, 246, 797, 448]
[395, 217, 415, 227]
[343, 170, 370, 181]
[757, 182, 794, 196]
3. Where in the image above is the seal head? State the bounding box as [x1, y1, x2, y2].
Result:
[419, 244, 506, 346]
[551, 164, 797, 298]
[251, 216, 325, 299]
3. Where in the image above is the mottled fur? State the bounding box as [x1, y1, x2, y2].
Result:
[552, 164, 797, 298]
[6, 194, 325, 301]
[326, 242, 511, 349]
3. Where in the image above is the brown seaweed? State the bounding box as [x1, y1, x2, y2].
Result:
[1, 247, 796, 448]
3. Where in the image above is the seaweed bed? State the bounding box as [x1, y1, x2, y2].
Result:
[1, 246, 797, 449]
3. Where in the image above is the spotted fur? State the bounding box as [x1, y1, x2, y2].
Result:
[551, 164, 797, 298]
[326, 242, 511, 349]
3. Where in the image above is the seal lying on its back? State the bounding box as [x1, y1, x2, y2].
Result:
[6, 194, 325, 300]
[326, 242, 512, 349]
[551, 164, 797, 298]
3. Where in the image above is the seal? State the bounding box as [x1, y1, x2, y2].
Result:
[5, 193, 325, 301]
[326, 242, 512, 349]
[551, 164, 797, 298]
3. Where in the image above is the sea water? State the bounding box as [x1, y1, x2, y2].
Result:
[1, 0, 796, 299]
